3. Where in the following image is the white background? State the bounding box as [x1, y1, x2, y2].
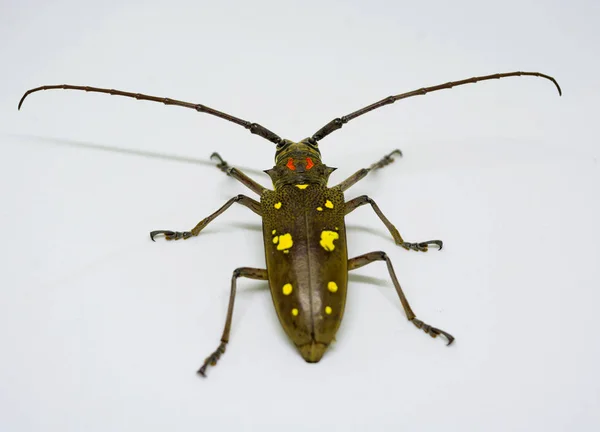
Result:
[1, 0, 598, 431]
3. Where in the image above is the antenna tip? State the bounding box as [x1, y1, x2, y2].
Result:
[18, 93, 28, 110]
[537, 73, 562, 96]
[549, 76, 562, 96]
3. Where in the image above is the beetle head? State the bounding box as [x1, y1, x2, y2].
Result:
[264, 138, 336, 188]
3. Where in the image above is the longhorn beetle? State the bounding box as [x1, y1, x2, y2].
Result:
[19, 71, 561, 377]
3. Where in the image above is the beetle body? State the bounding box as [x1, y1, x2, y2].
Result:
[262, 180, 347, 361]
[18, 71, 561, 376]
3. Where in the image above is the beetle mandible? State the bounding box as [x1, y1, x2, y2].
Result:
[19, 71, 561, 376]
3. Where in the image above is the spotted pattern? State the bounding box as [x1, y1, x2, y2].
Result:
[273, 233, 293, 251]
[327, 281, 338, 293]
[319, 230, 339, 252]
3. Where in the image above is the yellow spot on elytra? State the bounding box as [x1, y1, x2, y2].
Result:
[274, 202, 282, 209]
[325, 306, 332, 315]
[327, 281, 338, 293]
[317, 207, 323, 211]
[282, 283, 293, 295]
[291, 308, 299, 316]
[272, 229, 276, 235]
[335, 227, 339, 230]
[295, 184, 309, 190]
[320, 230, 339, 252]
[273, 233, 293, 251]
[325, 200, 334, 209]
[283, 250, 289, 254]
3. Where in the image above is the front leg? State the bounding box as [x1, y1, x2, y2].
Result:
[335, 149, 403, 192]
[345, 195, 443, 252]
[150, 194, 261, 241]
[211, 152, 268, 196]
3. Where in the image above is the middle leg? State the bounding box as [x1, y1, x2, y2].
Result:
[345, 195, 443, 252]
[150, 194, 261, 241]
[348, 251, 454, 345]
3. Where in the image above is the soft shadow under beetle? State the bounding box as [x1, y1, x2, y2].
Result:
[19, 71, 561, 376]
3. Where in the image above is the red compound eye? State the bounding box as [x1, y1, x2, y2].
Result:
[306, 157, 314, 170]
[286, 158, 296, 170]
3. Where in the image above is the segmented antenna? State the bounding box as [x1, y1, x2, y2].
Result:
[18, 84, 283, 145]
[311, 71, 561, 142]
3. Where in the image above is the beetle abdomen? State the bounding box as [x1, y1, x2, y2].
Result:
[262, 184, 348, 362]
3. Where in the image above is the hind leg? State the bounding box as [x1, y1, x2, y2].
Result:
[348, 251, 454, 345]
[198, 267, 268, 377]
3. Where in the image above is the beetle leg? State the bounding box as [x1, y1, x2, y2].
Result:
[150, 194, 261, 241]
[345, 195, 443, 252]
[210, 152, 269, 196]
[335, 149, 403, 192]
[348, 251, 454, 345]
[198, 267, 268, 377]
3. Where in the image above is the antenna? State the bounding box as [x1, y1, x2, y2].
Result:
[310, 71, 561, 142]
[18, 84, 283, 145]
